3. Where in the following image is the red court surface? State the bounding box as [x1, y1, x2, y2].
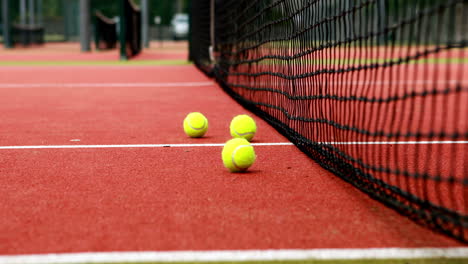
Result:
[0, 65, 466, 255]
[0, 42, 188, 62]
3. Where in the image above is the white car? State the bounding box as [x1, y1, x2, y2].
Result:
[171, 13, 189, 40]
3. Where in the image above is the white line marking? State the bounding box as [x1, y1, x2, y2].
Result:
[0, 82, 215, 89]
[0, 143, 293, 150]
[0, 141, 466, 150]
[321, 80, 468, 86]
[0, 248, 466, 264]
[321, 140, 468, 145]
[0, 80, 465, 89]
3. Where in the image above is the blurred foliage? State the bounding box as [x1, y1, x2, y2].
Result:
[55, 0, 190, 25]
[5, 0, 190, 26]
[43, 0, 63, 19]
[5, 0, 449, 26]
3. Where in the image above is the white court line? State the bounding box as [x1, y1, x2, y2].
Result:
[0, 82, 215, 89]
[0, 248, 467, 264]
[0, 143, 293, 150]
[0, 141, 466, 150]
[321, 140, 468, 145]
[0, 80, 466, 89]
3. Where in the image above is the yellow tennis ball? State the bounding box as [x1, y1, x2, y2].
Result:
[222, 138, 256, 172]
[230, 114, 257, 141]
[183, 112, 208, 138]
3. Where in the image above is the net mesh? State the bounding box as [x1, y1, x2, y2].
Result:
[190, 0, 468, 242]
[94, 11, 117, 50]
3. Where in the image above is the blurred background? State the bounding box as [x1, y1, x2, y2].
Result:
[0, 0, 190, 47]
[1, 0, 465, 51]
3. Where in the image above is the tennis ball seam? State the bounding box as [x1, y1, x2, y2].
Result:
[230, 115, 257, 141]
[232, 127, 254, 137]
[231, 145, 252, 171]
[187, 118, 207, 131]
[183, 112, 208, 138]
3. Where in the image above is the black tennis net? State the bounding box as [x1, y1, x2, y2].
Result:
[94, 11, 117, 50]
[190, 0, 468, 242]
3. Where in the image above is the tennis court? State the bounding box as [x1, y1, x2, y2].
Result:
[0, 0, 467, 263]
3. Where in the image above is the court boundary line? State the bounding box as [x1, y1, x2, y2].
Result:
[0, 82, 215, 89]
[0, 141, 466, 150]
[0, 143, 293, 149]
[0, 80, 465, 89]
[0, 248, 467, 264]
[322, 140, 468, 145]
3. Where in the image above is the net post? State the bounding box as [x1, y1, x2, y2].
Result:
[1, 0, 12, 48]
[37, 0, 43, 27]
[20, 0, 26, 25]
[79, 0, 91, 52]
[28, 0, 35, 26]
[93, 10, 99, 50]
[188, 0, 192, 61]
[119, 0, 128, 60]
[141, 0, 149, 48]
[209, 0, 215, 62]
[63, 0, 70, 41]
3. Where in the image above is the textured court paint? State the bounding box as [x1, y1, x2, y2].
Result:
[1, 58, 467, 67]
[0, 82, 214, 89]
[0, 60, 191, 67]
[0, 66, 208, 83]
[2, 80, 466, 89]
[0, 43, 465, 66]
[0, 248, 467, 264]
[0, 146, 463, 255]
[0, 66, 288, 146]
[0, 42, 188, 64]
[2, 141, 467, 150]
[0, 65, 465, 255]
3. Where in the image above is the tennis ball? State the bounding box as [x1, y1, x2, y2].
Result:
[222, 138, 256, 172]
[230, 114, 257, 141]
[183, 112, 208, 138]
